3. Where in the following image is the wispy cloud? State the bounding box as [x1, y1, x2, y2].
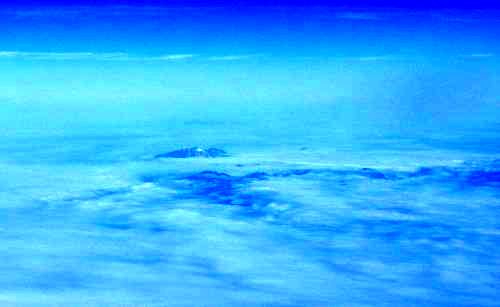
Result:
[3, 51, 492, 63]
[2, 6, 392, 22]
[0, 51, 128, 60]
[297, 55, 398, 63]
[334, 9, 500, 23]
[2, 6, 218, 19]
[334, 12, 382, 21]
[355, 56, 394, 61]
[431, 10, 500, 23]
[461, 53, 495, 58]
[0, 51, 269, 62]
[5, 6, 499, 25]
[207, 54, 262, 61]
[151, 54, 196, 61]
[0, 51, 197, 61]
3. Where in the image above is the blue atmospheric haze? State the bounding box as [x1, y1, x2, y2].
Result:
[0, 2, 499, 306]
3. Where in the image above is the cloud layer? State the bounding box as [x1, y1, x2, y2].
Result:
[0, 51, 270, 62]
[0, 51, 495, 62]
[0, 51, 198, 61]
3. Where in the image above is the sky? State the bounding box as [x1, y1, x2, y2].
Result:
[0, 2, 499, 138]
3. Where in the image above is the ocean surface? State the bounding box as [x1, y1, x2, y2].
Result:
[0, 122, 499, 306]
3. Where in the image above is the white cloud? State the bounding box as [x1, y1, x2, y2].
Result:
[0, 51, 267, 62]
[0, 51, 196, 61]
[0, 51, 128, 60]
[151, 54, 196, 61]
[462, 53, 495, 58]
[5, 52, 491, 63]
[0, 51, 19, 58]
[207, 54, 260, 61]
[321, 55, 394, 62]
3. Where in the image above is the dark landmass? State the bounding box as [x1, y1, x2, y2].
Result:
[155, 147, 229, 159]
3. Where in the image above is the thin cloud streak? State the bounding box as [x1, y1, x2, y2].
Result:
[0, 51, 196, 61]
[462, 53, 495, 58]
[0, 51, 129, 60]
[1, 51, 493, 62]
[2, 6, 225, 18]
[355, 56, 394, 61]
[334, 12, 382, 20]
[4, 6, 499, 26]
[151, 54, 196, 61]
[207, 54, 262, 61]
[0, 51, 264, 62]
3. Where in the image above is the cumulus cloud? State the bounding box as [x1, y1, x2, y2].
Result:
[1, 126, 499, 305]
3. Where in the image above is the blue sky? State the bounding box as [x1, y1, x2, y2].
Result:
[0, 2, 499, 136]
[1, 4, 499, 58]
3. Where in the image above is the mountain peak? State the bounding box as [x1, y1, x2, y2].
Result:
[155, 147, 229, 159]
